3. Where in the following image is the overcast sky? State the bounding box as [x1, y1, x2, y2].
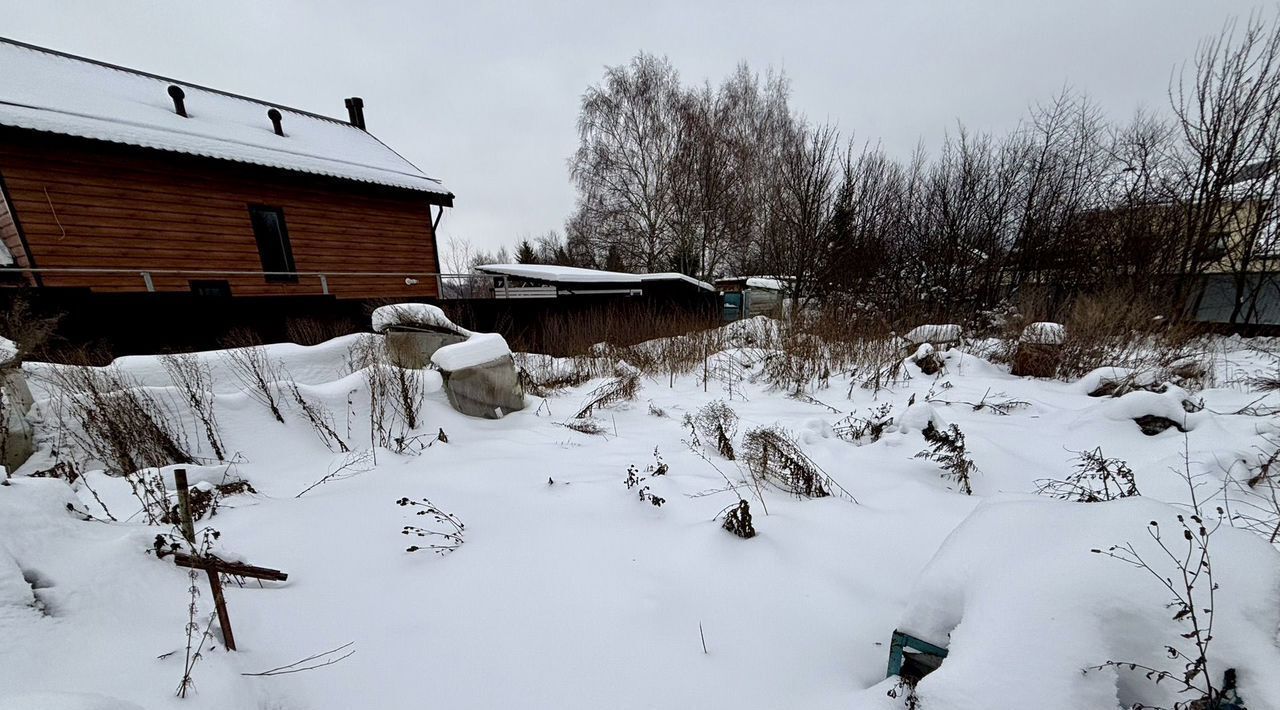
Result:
[0, 1, 1267, 252]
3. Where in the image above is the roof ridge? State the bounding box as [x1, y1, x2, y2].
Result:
[0, 35, 356, 128]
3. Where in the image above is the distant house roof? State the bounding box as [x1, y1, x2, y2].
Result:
[0, 37, 451, 198]
[476, 263, 714, 291]
[1229, 158, 1278, 185]
[715, 275, 792, 291]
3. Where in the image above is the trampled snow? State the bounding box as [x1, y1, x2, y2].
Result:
[0, 39, 449, 195]
[3, 327, 1280, 709]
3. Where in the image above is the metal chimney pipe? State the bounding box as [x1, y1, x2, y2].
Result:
[344, 96, 365, 130]
[267, 108, 284, 136]
[167, 85, 187, 117]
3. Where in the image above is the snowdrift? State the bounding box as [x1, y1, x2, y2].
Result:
[899, 497, 1280, 710]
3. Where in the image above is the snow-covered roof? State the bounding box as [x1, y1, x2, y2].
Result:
[715, 275, 793, 292]
[0, 38, 451, 197]
[475, 264, 714, 291]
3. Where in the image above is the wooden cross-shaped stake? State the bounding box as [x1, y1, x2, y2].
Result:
[172, 468, 287, 651]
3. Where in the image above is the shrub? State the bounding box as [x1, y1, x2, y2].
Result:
[219, 331, 286, 423]
[624, 464, 666, 507]
[348, 335, 424, 452]
[741, 425, 855, 501]
[285, 380, 349, 453]
[1057, 289, 1202, 381]
[160, 353, 225, 462]
[721, 500, 756, 539]
[53, 365, 192, 483]
[916, 422, 977, 495]
[834, 403, 894, 445]
[693, 400, 739, 460]
[397, 496, 465, 554]
[561, 419, 606, 436]
[1036, 447, 1138, 502]
[573, 362, 641, 419]
[1089, 512, 1231, 709]
[285, 316, 361, 346]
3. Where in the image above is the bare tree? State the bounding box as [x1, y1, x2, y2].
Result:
[569, 54, 685, 272]
[1171, 11, 1280, 323]
[764, 121, 842, 310]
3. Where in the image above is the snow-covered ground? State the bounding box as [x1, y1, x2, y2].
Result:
[2, 322, 1280, 710]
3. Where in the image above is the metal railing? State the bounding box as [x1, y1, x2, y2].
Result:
[0, 267, 547, 299]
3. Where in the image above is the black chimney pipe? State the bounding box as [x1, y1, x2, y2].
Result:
[167, 85, 187, 117]
[267, 108, 284, 136]
[344, 97, 366, 130]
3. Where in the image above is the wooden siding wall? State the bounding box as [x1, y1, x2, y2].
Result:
[0, 175, 31, 271]
[0, 129, 443, 299]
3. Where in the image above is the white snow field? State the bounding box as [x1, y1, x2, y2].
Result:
[2, 321, 1280, 710]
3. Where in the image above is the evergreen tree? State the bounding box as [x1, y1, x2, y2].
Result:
[516, 240, 538, 264]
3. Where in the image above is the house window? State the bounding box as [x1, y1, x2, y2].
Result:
[248, 205, 297, 282]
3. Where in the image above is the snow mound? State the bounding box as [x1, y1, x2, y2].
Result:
[0, 337, 17, 364]
[892, 403, 948, 436]
[1100, 385, 1204, 431]
[372, 303, 471, 335]
[431, 332, 512, 371]
[898, 497, 1280, 710]
[0, 546, 34, 608]
[939, 348, 1010, 377]
[0, 692, 145, 710]
[1075, 367, 1157, 396]
[905, 324, 961, 344]
[1021, 322, 1065, 345]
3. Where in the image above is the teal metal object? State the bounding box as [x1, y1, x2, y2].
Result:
[722, 292, 743, 322]
[886, 629, 949, 681]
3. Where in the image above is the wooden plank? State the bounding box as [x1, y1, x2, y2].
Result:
[206, 568, 236, 651]
[172, 553, 289, 582]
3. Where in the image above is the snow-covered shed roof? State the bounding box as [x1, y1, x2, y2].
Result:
[0, 38, 451, 198]
[475, 264, 714, 292]
[714, 275, 793, 292]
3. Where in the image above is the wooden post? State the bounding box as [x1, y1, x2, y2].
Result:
[173, 468, 237, 651]
[205, 568, 236, 651]
[173, 468, 196, 544]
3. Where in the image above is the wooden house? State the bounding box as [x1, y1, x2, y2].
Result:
[0, 37, 453, 304]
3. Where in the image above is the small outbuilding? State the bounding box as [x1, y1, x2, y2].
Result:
[474, 264, 716, 305]
[714, 276, 792, 321]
